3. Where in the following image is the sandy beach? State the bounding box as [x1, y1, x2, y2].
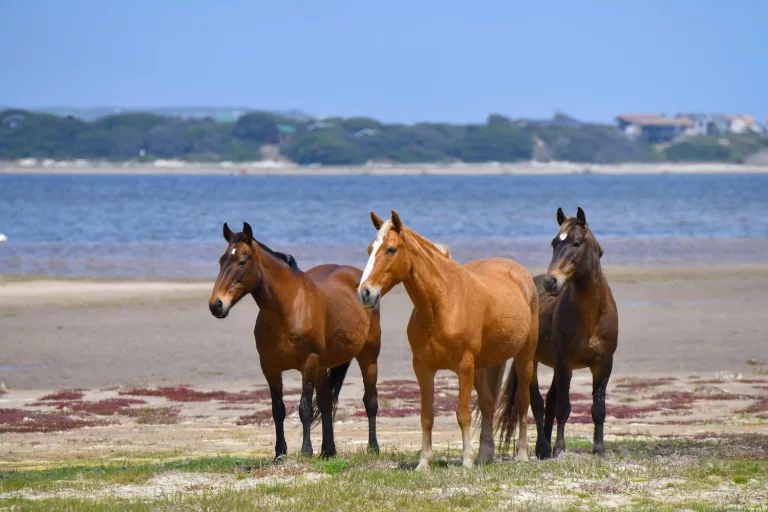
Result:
[3, 161, 768, 175]
[1, 266, 767, 507]
[0, 266, 765, 390]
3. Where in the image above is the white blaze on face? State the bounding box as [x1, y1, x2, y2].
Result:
[359, 220, 392, 291]
[230, 248, 236, 256]
[559, 232, 568, 241]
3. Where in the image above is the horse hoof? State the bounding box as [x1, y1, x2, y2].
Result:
[462, 457, 474, 469]
[515, 449, 529, 462]
[536, 441, 552, 460]
[553, 447, 565, 458]
[320, 448, 336, 459]
[273, 453, 287, 464]
[592, 444, 606, 457]
[415, 460, 431, 472]
[300, 447, 313, 458]
[368, 442, 380, 454]
[475, 448, 494, 465]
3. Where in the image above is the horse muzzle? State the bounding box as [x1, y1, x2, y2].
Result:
[208, 298, 231, 319]
[542, 274, 565, 295]
[357, 285, 381, 310]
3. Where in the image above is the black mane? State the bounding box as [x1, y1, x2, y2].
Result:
[234, 234, 299, 271]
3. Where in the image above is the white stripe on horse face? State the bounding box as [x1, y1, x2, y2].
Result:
[359, 220, 392, 290]
[231, 248, 236, 256]
[559, 232, 568, 241]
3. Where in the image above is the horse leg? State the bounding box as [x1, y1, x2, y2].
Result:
[553, 360, 573, 458]
[590, 357, 613, 456]
[314, 372, 336, 458]
[529, 361, 550, 459]
[513, 356, 533, 462]
[413, 356, 436, 471]
[544, 374, 557, 450]
[356, 344, 380, 453]
[299, 354, 320, 457]
[265, 372, 287, 462]
[474, 362, 505, 465]
[457, 352, 476, 469]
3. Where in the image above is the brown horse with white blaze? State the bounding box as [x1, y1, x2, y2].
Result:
[499, 207, 618, 459]
[209, 222, 381, 461]
[357, 211, 538, 470]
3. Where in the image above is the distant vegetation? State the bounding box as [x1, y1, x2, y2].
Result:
[1, 109, 766, 165]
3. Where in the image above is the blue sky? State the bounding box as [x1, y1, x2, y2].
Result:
[1, 0, 766, 123]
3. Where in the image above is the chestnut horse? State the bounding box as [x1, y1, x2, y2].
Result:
[209, 222, 381, 461]
[499, 207, 618, 458]
[357, 211, 538, 470]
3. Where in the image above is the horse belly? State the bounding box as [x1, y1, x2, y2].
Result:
[473, 294, 532, 368]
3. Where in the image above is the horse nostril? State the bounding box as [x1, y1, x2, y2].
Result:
[361, 288, 371, 301]
[209, 300, 223, 315]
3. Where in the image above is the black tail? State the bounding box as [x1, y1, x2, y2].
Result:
[495, 360, 520, 454]
[312, 361, 351, 426]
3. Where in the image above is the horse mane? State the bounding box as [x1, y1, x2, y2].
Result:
[234, 233, 299, 271]
[406, 228, 452, 260]
[583, 225, 605, 281]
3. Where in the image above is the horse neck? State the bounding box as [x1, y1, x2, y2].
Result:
[401, 229, 458, 318]
[570, 245, 604, 305]
[250, 246, 305, 319]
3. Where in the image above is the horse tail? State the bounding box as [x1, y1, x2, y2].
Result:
[471, 362, 507, 430]
[312, 361, 352, 425]
[495, 360, 520, 453]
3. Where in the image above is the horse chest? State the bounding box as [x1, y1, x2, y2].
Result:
[407, 325, 468, 369]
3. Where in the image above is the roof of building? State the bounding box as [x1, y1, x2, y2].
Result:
[616, 114, 694, 127]
[725, 114, 757, 126]
[276, 124, 297, 134]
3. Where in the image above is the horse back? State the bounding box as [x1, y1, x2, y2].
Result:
[464, 258, 536, 308]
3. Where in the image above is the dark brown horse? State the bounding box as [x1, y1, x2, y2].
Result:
[209, 222, 381, 460]
[499, 207, 618, 458]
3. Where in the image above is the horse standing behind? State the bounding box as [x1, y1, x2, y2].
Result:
[357, 210, 538, 470]
[209, 222, 381, 460]
[499, 207, 618, 458]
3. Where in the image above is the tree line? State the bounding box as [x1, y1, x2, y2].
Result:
[1, 109, 765, 165]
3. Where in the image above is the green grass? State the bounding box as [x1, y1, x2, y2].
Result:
[0, 456, 272, 493]
[1, 437, 766, 511]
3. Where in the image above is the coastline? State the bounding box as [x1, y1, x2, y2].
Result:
[3, 161, 768, 175]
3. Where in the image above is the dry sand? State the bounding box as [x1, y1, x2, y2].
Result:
[1, 265, 767, 389]
[1, 266, 767, 468]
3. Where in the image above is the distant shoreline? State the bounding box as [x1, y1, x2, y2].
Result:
[3, 161, 768, 175]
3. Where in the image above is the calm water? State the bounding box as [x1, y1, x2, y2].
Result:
[1, 173, 767, 278]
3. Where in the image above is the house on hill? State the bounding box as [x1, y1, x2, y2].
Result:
[269, 124, 296, 144]
[616, 114, 693, 143]
[681, 113, 763, 135]
[726, 114, 761, 134]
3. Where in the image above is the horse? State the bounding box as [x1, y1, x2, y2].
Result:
[357, 210, 538, 470]
[499, 207, 618, 459]
[209, 222, 382, 461]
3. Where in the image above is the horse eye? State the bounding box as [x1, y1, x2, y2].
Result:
[238, 260, 247, 266]
[573, 241, 582, 248]
[387, 247, 397, 255]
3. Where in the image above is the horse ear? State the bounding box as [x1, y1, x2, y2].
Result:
[391, 210, 403, 232]
[556, 208, 566, 226]
[370, 211, 384, 230]
[223, 223, 235, 243]
[576, 207, 587, 225]
[242, 222, 253, 244]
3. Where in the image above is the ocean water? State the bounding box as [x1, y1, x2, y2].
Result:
[1, 173, 767, 278]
